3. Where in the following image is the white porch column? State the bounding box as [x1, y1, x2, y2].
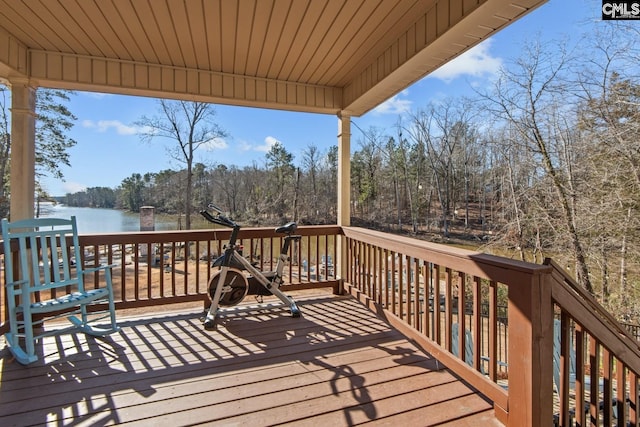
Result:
[9, 79, 36, 221]
[336, 113, 351, 294]
[337, 112, 350, 226]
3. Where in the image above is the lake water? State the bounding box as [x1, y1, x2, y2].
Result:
[38, 204, 179, 234]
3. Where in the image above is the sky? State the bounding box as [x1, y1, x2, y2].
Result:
[38, 0, 602, 197]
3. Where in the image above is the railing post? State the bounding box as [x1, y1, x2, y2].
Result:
[506, 269, 554, 427]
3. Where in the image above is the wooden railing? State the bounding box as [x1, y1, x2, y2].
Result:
[547, 258, 640, 427]
[0, 225, 341, 331]
[340, 226, 640, 427]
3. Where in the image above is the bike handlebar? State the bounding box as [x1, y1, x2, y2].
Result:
[207, 203, 224, 214]
[201, 203, 297, 234]
[200, 207, 237, 228]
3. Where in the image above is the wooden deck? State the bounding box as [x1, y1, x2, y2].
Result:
[0, 291, 503, 426]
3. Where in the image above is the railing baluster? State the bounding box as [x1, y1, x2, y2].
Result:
[472, 276, 482, 375]
[403, 255, 408, 323]
[445, 267, 453, 351]
[373, 244, 380, 304]
[159, 242, 166, 295]
[488, 280, 498, 382]
[590, 338, 601, 424]
[631, 372, 639, 425]
[574, 323, 586, 426]
[616, 360, 626, 424]
[603, 348, 614, 425]
[170, 242, 176, 296]
[422, 262, 430, 338]
[413, 259, 420, 331]
[434, 264, 441, 345]
[146, 243, 152, 299]
[457, 271, 466, 364]
[133, 243, 139, 301]
[390, 251, 396, 316]
[365, 242, 371, 295]
[194, 241, 201, 295]
[558, 312, 571, 427]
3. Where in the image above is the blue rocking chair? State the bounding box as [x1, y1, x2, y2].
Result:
[2, 216, 119, 364]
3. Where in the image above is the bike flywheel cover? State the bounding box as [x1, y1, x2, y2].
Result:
[209, 268, 248, 306]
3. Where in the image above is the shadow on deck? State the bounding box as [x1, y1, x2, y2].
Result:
[0, 291, 502, 426]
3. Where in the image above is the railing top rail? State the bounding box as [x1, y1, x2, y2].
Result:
[0, 225, 342, 249]
[342, 226, 551, 285]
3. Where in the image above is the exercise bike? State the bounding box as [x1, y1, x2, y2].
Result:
[200, 203, 301, 330]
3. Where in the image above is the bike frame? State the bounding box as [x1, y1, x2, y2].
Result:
[201, 206, 301, 329]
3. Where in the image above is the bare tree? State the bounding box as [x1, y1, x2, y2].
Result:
[575, 24, 640, 310]
[301, 144, 321, 220]
[481, 40, 595, 294]
[408, 100, 471, 238]
[135, 100, 227, 229]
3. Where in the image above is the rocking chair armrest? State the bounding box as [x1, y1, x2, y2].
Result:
[82, 263, 117, 275]
[4, 278, 30, 298]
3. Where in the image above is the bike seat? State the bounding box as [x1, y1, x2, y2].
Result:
[275, 222, 297, 234]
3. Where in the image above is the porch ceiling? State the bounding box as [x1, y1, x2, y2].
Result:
[0, 0, 546, 116]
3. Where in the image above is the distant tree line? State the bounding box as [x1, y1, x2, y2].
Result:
[63, 140, 339, 226]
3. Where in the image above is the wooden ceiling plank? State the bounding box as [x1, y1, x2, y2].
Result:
[312, 0, 402, 86]
[62, 0, 153, 62]
[243, 0, 273, 76]
[116, 0, 160, 64]
[91, 0, 144, 61]
[25, 0, 86, 54]
[255, 0, 290, 78]
[133, 0, 171, 67]
[219, 0, 239, 74]
[74, 1, 132, 60]
[287, 0, 346, 84]
[267, 0, 310, 80]
[185, 1, 208, 70]
[296, 0, 362, 85]
[279, 0, 329, 82]
[150, 1, 185, 68]
[72, 0, 119, 59]
[0, 1, 47, 50]
[167, 1, 199, 69]
[234, 0, 258, 76]
[202, 0, 223, 72]
[330, 0, 436, 87]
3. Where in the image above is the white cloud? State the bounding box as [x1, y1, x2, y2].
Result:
[233, 136, 278, 153]
[255, 136, 278, 153]
[82, 119, 139, 135]
[82, 92, 112, 100]
[373, 91, 413, 115]
[62, 181, 87, 194]
[202, 137, 228, 151]
[428, 39, 502, 82]
[238, 140, 252, 152]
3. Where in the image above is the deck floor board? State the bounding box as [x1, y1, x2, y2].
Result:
[0, 292, 502, 426]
